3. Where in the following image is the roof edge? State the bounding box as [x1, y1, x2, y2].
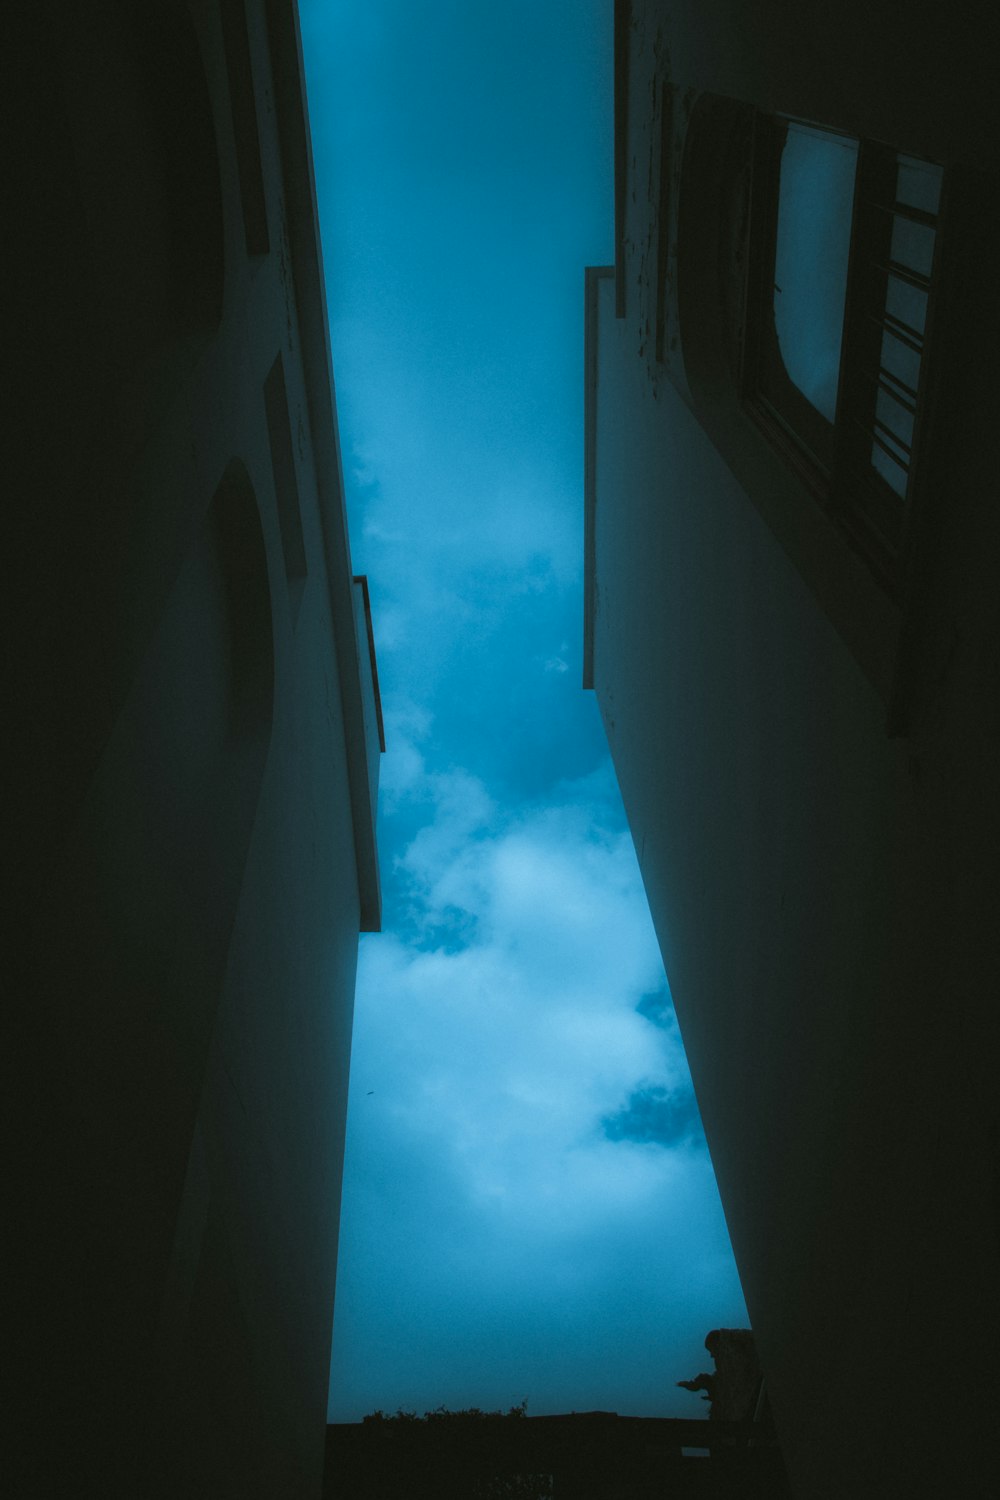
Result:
[352, 574, 386, 752]
[266, 0, 381, 931]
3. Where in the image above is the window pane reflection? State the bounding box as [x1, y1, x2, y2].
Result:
[773, 124, 858, 422]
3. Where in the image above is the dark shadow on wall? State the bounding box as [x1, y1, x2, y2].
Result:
[60, 0, 225, 410]
[11, 0, 227, 934]
[13, 462, 275, 1493]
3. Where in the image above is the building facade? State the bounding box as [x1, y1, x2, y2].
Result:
[585, 2, 1000, 1494]
[8, 3, 380, 1495]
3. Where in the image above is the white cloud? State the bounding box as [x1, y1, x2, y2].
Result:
[332, 333, 581, 603]
[311, 0, 749, 1429]
[376, 700, 434, 808]
[400, 768, 495, 882]
[331, 764, 748, 1420]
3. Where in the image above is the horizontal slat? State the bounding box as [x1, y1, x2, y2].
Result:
[866, 311, 924, 354]
[852, 414, 909, 469]
[868, 199, 938, 229]
[873, 257, 932, 291]
[873, 413, 912, 456]
[884, 308, 925, 347]
[862, 369, 918, 414]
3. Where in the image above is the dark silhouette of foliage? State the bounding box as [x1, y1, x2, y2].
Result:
[359, 1404, 551, 1498]
[364, 1402, 529, 1424]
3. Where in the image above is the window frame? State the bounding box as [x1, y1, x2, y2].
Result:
[741, 113, 945, 599]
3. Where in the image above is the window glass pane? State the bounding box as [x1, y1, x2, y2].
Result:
[885, 275, 927, 337]
[875, 387, 914, 456]
[871, 440, 908, 497]
[880, 328, 922, 393]
[890, 215, 935, 279]
[773, 124, 858, 423]
[896, 155, 942, 216]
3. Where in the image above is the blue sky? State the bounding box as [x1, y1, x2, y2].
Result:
[298, 0, 748, 1421]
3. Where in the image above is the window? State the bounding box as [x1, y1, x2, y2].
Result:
[264, 354, 308, 623]
[744, 116, 944, 594]
[838, 151, 942, 527]
[220, 0, 270, 257]
[771, 124, 857, 428]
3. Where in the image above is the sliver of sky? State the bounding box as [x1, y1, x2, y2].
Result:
[299, 0, 748, 1421]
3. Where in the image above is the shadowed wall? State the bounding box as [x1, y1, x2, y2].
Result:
[6, 3, 381, 1496]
